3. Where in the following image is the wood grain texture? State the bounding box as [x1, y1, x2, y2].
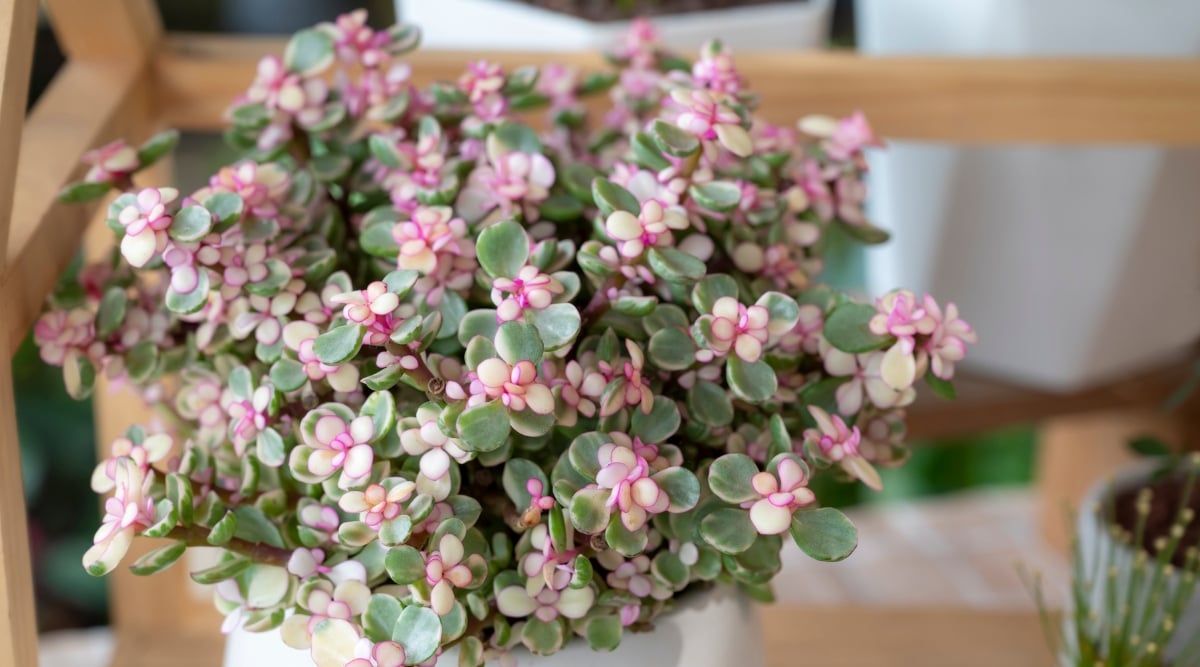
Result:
[0, 327, 38, 667]
[43, 0, 162, 61]
[0, 0, 39, 265]
[0, 1, 47, 663]
[156, 34, 1200, 144]
[103, 605, 1054, 667]
[1, 60, 150, 356]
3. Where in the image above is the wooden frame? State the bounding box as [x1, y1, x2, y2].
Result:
[2, 0, 1198, 664]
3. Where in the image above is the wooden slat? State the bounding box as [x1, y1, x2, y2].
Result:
[0, 1, 45, 664]
[43, 0, 162, 61]
[906, 361, 1192, 441]
[156, 34, 1200, 144]
[105, 604, 1053, 666]
[0, 328, 38, 667]
[0, 0, 38, 266]
[0, 59, 151, 355]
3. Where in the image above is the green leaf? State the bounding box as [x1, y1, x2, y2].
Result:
[137, 129, 180, 166]
[169, 205, 214, 242]
[653, 468, 699, 512]
[166, 473, 194, 526]
[726, 356, 777, 404]
[363, 364, 406, 392]
[57, 180, 111, 204]
[790, 507, 858, 562]
[526, 303, 580, 352]
[129, 540, 188, 576]
[476, 220, 529, 279]
[190, 555, 251, 585]
[631, 131, 671, 171]
[491, 122, 542, 154]
[314, 324, 364, 365]
[577, 71, 618, 95]
[385, 546, 426, 585]
[651, 119, 700, 157]
[568, 488, 611, 535]
[592, 178, 640, 217]
[165, 269, 210, 314]
[368, 134, 403, 168]
[924, 368, 957, 400]
[692, 274, 739, 314]
[204, 192, 244, 231]
[360, 393, 394, 446]
[284, 29, 334, 76]
[502, 458, 549, 510]
[232, 506, 285, 548]
[457, 310, 500, 348]
[378, 516, 414, 547]
[256, 427, 286, 468]
[207, 511, 238, 546]
[689, 181, 742, 213]
[687, 381, 733, 427]
[269, 358, 307, 393]
[605, 517, 648, 557]
[647, 247, 706, 284]
[457, 400, 510, 452]
[647, 327, 695, 371]
[837, 219, 891, 245]
[652, 551, 689, 589]
[95, 287, 127, 339]
[585, 615, 622, 652]
[231, 103, 271, 129]
[391, 605, 442, 664]
[823, 303, 892, 354]
[630, 395, 680, 443]
[360, 222, 400, 259]
[63, 350, 95, 399]
[1128, 435, 1172, 458]
[708, 454, 759, 504]
[613, 295, 657, 317]
[495, 321, 543, 364]
[699, 508, 756, 555]
[125, 341, 159, 383]
[364, 594, 403, 643]
[561, 164, 599, 205]
[311, 154, 352, 182]
[521, 616, 565, 656]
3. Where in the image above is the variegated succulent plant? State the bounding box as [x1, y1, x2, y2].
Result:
[39, 12, 975, 666]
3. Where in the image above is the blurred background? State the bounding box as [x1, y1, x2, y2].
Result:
[20, 0, 1194, 646]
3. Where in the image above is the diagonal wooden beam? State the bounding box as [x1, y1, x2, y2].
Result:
[0, 0, 38, 267]
[43, 0, 162, 62]
[1, 59, 151, 354]
[156, 34, 1200, 144]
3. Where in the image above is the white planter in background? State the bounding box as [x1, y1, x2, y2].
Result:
[397, 0, 831, 52]
[858, 0, 1200, 391]
[224, 585, 763, 667]
[1075, 464, 1200, 662]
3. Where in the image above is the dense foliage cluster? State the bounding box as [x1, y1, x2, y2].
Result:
[40, 13, 974, 665]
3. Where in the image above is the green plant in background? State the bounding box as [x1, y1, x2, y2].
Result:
[1024, 455, 1200, 667]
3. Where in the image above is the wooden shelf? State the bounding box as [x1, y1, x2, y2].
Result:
[106, 605, 1053, 667]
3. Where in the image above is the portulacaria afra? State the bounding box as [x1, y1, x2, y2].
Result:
[42, 12, 975, 666]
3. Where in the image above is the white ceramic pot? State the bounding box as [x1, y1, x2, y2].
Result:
[1074, 463, 1200, 662]
[224, 585, 764, 667]
[396, 0, 831, 52]
[857, 0, 1200, 391]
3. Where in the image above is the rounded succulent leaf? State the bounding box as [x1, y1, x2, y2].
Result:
[789, 507, 858, 562]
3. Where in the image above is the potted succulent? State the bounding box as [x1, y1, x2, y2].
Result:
[397, 0, 832, 52]
[1026, 453, 1200, 666]
[42, 12, 974, 667]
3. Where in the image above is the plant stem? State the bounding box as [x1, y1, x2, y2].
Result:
[580, 274, 626, 330]
[165, 525, 293, 567]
